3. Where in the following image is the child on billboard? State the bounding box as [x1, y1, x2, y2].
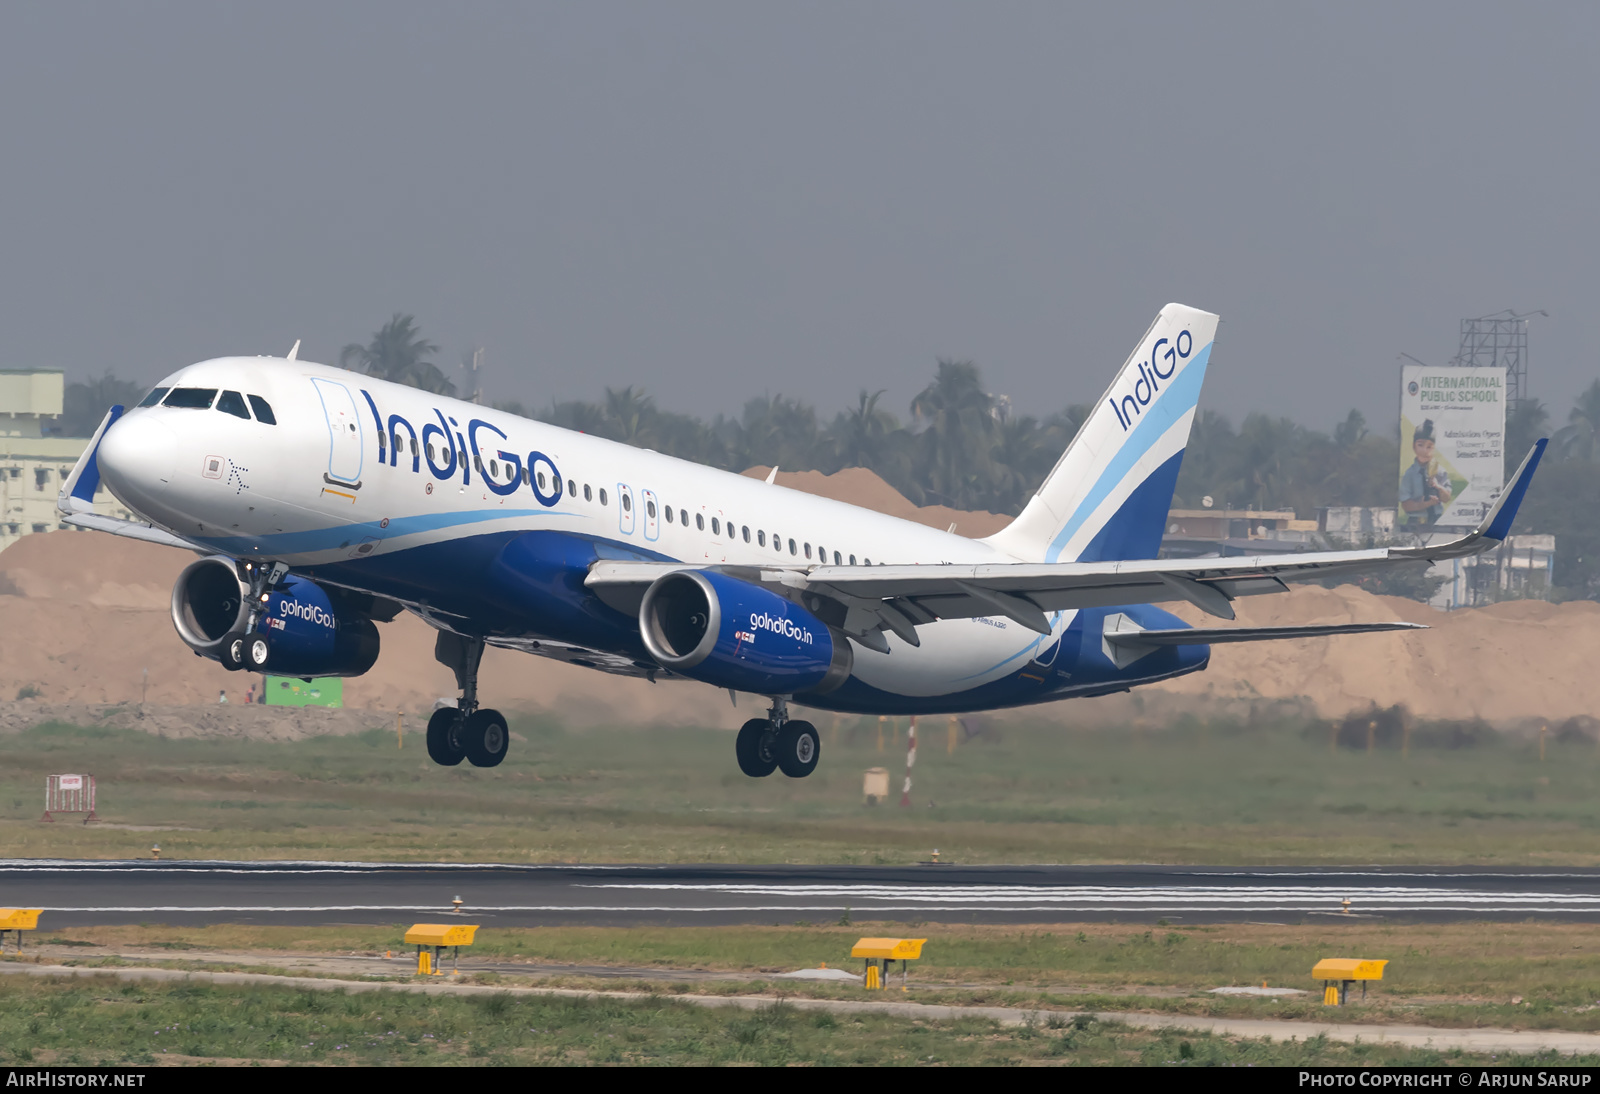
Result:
[1399, 419, 1453, 526]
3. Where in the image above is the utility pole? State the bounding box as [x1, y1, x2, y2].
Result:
[461, 347, 484, 405]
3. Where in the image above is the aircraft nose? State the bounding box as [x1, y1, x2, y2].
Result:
[97, 412, 179, 504]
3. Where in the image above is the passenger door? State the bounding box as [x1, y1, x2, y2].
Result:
[310, 378, 364, 491]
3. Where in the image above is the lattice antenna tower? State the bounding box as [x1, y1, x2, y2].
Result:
[1449, 309, 1544, 406]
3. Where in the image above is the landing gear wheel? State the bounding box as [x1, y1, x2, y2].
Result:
[464, 708, 510, 768]
[735, 718, 779, 778]
[426, 707, 467, 766]
[775, 720, 820, 778]
[244, 632, 270, 671]
[220, 631, 247, 671]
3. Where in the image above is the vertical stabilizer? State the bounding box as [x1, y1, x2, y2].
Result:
[983, 303, 1218, 563]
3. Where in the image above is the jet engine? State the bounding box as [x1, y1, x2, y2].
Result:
[639, 569, 851, 695]
[170, 557, 380, 677]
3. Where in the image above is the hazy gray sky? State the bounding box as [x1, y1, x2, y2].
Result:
[1, 3, 1595, 430]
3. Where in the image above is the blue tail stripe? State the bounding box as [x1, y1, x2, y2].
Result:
[1075, 448, 1186, 563]
[1044, 341, 1210, 563]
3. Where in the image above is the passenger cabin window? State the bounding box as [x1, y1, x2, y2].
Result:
[849, 554, 857, 565]
[537, 471, 547, 490]
[489, 459, 499, 477]
[163, 387, 218, 409]
[742, 525, 750, 543]
[138, 387, 169, 408]
[599, 488, 608, 506]
[833, 551, 842, 565]
[804, 543, 812, 559]
[568, 479, 577, 496]
[215, 390, 250, 420]
[664, 506, 673, 523]
[680, 509, 689, 525]
[521, 468, 530, 485]
[696, 514, 705, 531]
[788, 538, 797, 555]
[247, 395, 276, 424]
[583, 484, 592, 501]
[757, 530, 766, 546]
[623, 494, 632, 512]
[711, 517, 720, 534]
[474, 455, 484, 473]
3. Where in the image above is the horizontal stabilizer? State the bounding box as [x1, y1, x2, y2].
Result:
[1101, 613, 1425, 668]
[1106, 621, 1427, 646]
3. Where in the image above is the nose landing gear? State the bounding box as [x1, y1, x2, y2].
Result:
[735, 698, 820, 779]
[427, 631, 509, 768]
[220, 561, 287, 673]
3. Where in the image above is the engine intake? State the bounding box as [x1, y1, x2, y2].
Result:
[639, 569, 851, 695]
[171, 557, 380, 678]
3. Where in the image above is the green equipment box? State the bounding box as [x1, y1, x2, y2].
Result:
[263, 676, 344, 708]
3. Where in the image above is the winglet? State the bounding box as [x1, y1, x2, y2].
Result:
[56, 404, 124, 515]
[1392, 438, 1548, 563]
[765, 465, 779, 485]
[287, 339, 301, 361]
[1480, 438, 1546, 542]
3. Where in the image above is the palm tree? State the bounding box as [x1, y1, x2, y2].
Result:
[1554, 381, 1600, 462]
[829, 389, 899, 471]
[910, 359, 999, 508]
[341, 314, 456, 396]
[1506, 398, 1550, 462]
[603, 386, 657, 446]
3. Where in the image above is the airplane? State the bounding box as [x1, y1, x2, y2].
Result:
[57, 304, 1545, 779]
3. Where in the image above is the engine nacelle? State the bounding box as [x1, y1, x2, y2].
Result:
[639, 569, 851, 695]
[170, 558, 380, 678]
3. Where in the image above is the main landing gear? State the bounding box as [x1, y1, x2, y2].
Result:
[736, 698, 820, 779]
[426, 632, 509, 768]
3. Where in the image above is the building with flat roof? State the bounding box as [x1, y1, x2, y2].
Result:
[0, 369, 135, 553]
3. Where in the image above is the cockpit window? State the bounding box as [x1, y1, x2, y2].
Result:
[247, 395, 277, 425]
[137, 387, 169, 408]
[216, 390, 251, 420]
[163, 387, 218, 409]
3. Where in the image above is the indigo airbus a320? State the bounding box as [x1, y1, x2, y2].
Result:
[61, 304, 1545, 779]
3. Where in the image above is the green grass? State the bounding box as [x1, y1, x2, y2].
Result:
[0, 973, 1584, 1066]
[4, 711, 1600, 863]
[35, 919, 1600, 1032]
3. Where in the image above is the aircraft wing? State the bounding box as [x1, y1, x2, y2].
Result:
[587, 441, 1546, 649]
[58, 511, 207, 553]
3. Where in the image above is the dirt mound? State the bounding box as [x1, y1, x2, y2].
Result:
[1, 500, 1592, 725]
[1141, 583, 1600, 724]
[740, 466, 1011, 537]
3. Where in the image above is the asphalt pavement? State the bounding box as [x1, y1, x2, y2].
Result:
[7, 860, 1600, 926]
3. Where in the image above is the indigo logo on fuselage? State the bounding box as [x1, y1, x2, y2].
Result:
[1107, 330, 1193, 432]
[361, 389, 564, 507]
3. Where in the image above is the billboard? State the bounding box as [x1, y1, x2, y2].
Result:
[1398, 365, 1506, 529]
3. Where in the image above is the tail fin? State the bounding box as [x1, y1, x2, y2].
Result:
[983, 303, 1219, 563]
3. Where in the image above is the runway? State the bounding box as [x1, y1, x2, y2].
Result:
[9, 860, 1600, 926]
